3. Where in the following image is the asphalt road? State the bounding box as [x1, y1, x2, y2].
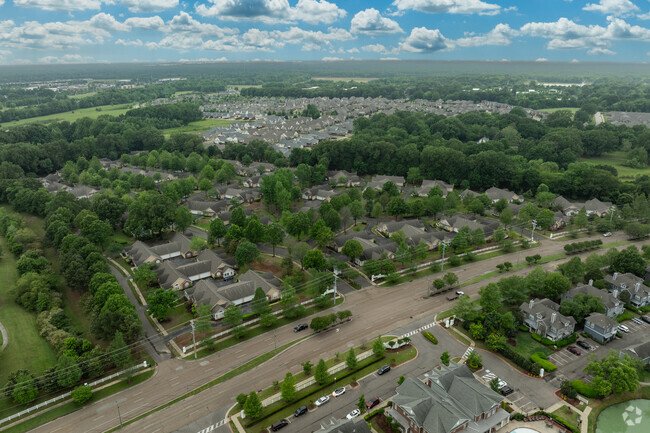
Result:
[29, 231, 649, 433]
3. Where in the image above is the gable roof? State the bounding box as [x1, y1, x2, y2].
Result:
[564, 283, 622, 311]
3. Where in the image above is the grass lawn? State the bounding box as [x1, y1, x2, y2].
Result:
[160, 303, 194, 332]
[580, 151, 650, 180]
[587, 385, 650, 433]
[0, 104, 133, 127]
[161, 118, 236, 136]
[540, 107, 580, 114]
[514, 332, 554, 358]
[0, 238, 59, 397]
[551, 406, 580, 429]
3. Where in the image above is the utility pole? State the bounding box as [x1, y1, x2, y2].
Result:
[273, 328, 277, 354]
[440, 240, 449, 272]
[610, 205, 616, 222]
[530, 219, 537, 243]
[333, 267, 338, 303]
[190, 319, 197, 359]
[116, 401, 123, 428]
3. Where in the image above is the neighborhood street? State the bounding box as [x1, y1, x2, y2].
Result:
[29, 231, 648, 433]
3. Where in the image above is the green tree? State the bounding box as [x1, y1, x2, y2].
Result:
[71, 385, 92, 405]
[372, 336, 386, 356]
[224, 305, 243, 328]
[349, 200, 365, 224]
[341, 239, 364, 262]
[147, 288, 177, 321]
[486, 333, 507, 351]
[133, 264, 157, 289]
[357, 394, 366, 413]
[443, 272, 459, 288]
[302, 360, 313, 375]
[235, 241, 259, 267]
[195, 304, 214, 350]
[310, 219, 334, 247]
[110, 331, 131, 369]
[499, 207, 514, 227]
[544, 272, 571, 299]
[560, 380, 578, 399]
[243, 391, 263, 419]
[260, 312, 277, 328]
[174, 206, 194, 233]
[584, 350, 642, 395]
[56, 354, 83, 388]
[440, 351, 450, 366]
[371, 202, 383, 226]
[266, 224, 285, 256]
[190, 235, 207, 252]
[468, 198, 485, 215]
[490, 377, 500, 393]
[303, 249, 326, 270]
[466, 351, 483, 369]
[281, 372, 296, 402]
[11, 373, 38, 404]
[314, 359, 329, 384]
[208, 217, 227, 246]
[280, 286, 300, 319]
[346, 348, 358, 369]
[230, 207, 247, 228]
[610, 246, 646, 277]
[244, 216, 266, 244]
[558, 256, 586, 284]
[251, 287, 271, 316]
[574, 207, 588, 229]
[560, 294, 606, 325]
[493, 227, 506, 244]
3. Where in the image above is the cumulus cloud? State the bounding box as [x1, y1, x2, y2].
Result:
[115, 38, 143, 46]
[39, 54, 93, 63]
[13, 0, 106, 11]
[588, 47, 616, 54]
[351, 9, 403, 35]
[362, 43, 391, 54]
[124, 16, 165, 30]
[399, 27, 450, 53]
[393, 0, 501, 15]
[455, 23, 517, 46]
[583, 0, 638, 16]
[322, 56, 343, 61]
[120, 0, 179, 13]
[165, 11, 238, 37]
[535, 57, 548, 62]
[292, 0, 346, 25]
[196, 0, 345, 24]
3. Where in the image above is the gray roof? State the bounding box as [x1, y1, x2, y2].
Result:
[125, 240, 160, 266]
[585, 312, 618, 330]
[520, 298, 577, 328]
[315, 417, 371, 433]
[564, 284, 621, 311]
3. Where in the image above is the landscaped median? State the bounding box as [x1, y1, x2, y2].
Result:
[229, 338, 417, 433]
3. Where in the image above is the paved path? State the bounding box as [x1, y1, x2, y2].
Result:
[0, 321, 7, 351]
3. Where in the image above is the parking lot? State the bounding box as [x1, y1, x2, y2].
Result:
[547, 344, 593, 368]
[479, 370, 538, 414]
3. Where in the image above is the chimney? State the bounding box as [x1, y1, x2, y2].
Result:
[613, 272, 619, 280]
[588, 279, 594, 286]
[529, 299, 534, 310]
[551, 312, 556, 324]
[635, 282, 641, 293]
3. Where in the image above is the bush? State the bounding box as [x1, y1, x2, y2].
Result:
[512, 413, 525, 421]
[236, 393, 248, 406]
[449, 255, 461, 267]
[615, 311, 634, 322]
[519, 324, 529, 332]
[570, 380, 601, 398]
[71, 385, 92, 405]
[498, 344, 534, 373]
[422, 331, 438, 345]
[530, 352, 557, 372]
[531, 332, 577, 348]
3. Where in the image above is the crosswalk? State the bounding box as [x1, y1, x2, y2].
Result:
[462, 346, 474, 360]
[195, 418, 227, 433]
[481, 371, 497, 382]
[399, 321, 436, 339]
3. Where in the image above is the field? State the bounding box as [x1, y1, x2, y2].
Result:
[68, 92, 98, 99]
[580, 151, 650, 180]
[312, 77, 378, 82]
[162, 118, 236, 136]
[0, 103, 133, 127]
[539, 107, 580, 113]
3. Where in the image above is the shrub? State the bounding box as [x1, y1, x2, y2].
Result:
[449, 255, 461, 267]
[530, 352, 557, 372]
[71, 385, 92, 405]
[615, 311, 634, 322]
[570, 380, 601, 398]
[512, 413, 525, 421]
[498, 344, 534, 373]
[236, 393, 248, 406]
[531, 332, 577, 348]
[422, 331, 438, 345]
[519, 324, 529, 332]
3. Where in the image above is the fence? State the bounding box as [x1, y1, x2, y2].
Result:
[0, 361, 148, 427]
[549, 228, 588, 239]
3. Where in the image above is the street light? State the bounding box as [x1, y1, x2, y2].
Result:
[440, 240, 450, 272]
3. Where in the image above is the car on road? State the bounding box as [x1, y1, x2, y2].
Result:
[377, 365, 391, 375]
[603, 232, 612, 237]
[270, 419, 289, 431]
[294, 406, 307, 417]
[641, 316, 650, 324]
[567, 346, 581, 356]
[293, 323, 308, 332]
[314, 395, 330, 407]
[499, 386, 514, 396]
[366, 397, 381, 409]
[346, 409, 361, 419]
[577, 340, 591, 350]
[619, 324, 630, 333]
[332, 387, 346, 397]
[456, 290, 465, 296]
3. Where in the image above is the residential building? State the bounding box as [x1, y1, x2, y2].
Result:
[561, 283, 624, 319]
[314, 417, 371, 433]
[621, 341, 650, 366]
[584, 313, 618, 343]
[604, 272, 650, 308]
[484, 187, 523, 203]
[418, 179, 454, 198]
[584, 198, 613, 217]
[197, 249, 236, 280]
[388, 362, 509, 433]
[520, 299, 576, 342]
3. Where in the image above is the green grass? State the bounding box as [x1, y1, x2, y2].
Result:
[447, 325, 471, 346]
[2, 370, 155, 433]
[514, 332, 554, 358]
[161, 119, 236, 136]
[580, 151, 650, 180]
[437, 308, 456, 321]
[0, 104, 133, 127]
[68, 92, 97, 99]
[551, 406, 580, 429]
[540, 107, 580, 113]
[587, 385, 650, 433]
[160, 304, 194, 332]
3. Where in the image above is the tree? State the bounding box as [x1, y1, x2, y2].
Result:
[372, 336, 385, 356]
[260, 312, 277, 328]
[71, 385, 92, 405]
[466, 351, 483, 369]
[499, 207, 514, 227]
[235, 241, 259, 267]
[493, 227, 506, 243]
[174, 206, 194, 233]
[433, 279, 445, 292]
[266, 224, 285, 256]
[440, 351, 450, 366]
[133, 264, 157, 289]
[310, 219, 334, 247]
[208, 217, 227, 246]
[560, 294, 605, 325]
[454, 294, 479, 321]
[303, 249, 326, 270]
[610, 246, 646, 277]
[314, 359, 328, 384]
[244, 216, 266, 244]
[478, 283, 501, 314]
[346, 348, 358, 369]
[56, 354, 83, 388]
[489, 377, 500, 393]
[341, 239, 363, 262]
[497, 276, 527, 306]
[243, 391, 263, 419]
[339, 206, 353, 233]
[302, 360, 313, 375]
[281, 372, 296, 402]
[251, 287, 270, 316]
[357, 394, 366, 413]
[624, 222, 650, 239]
[280, 286, 300, 319]
[558, 256, 586, 284]
[535, 209, 555, 230]
[371, 202, 382, 226]
[230, 207, 247, 228]
[147, 288, 177, 321]
[190, 235, 206, 252]
[224, 305, 243, 328]
[468, 198, 485, 215]
[486, 333, 507, 351]
[110, 331, 131, 369]
[575, 207, 588, 229]
[12, 373, 38, 404]
[387, 197, 408, 216]
[349, 200, 365, 224]
[195, 304, 214, 349]
[443, 272, 459, 288]
[560, 380, 577, 399]
[584, 350, 642, 395]
[544, 272, 571, 299]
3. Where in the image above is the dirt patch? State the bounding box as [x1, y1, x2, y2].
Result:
[374, 413, 398, 433]
[251, 259, 282, 274]
[508, 338, 517, 346]
[246, 202, 263, 211]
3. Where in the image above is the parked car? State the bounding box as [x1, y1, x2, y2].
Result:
[366, 397, 381, 409]
[270, 419, 289, 431]
[497, 379, 507, 390]
[456, 290, 465, 296]
[346, 409, 361, 419]
[567, 346, 581, 356]
[619, 324, 630, 333]
[577, 340, 591, 350]
[332, 387, 346, 397]
[603, 232, 612, 237]
[377, 365, 391, 375]
[499, 386, 514, 396]
[641, 316, 650, 324]
[632, 318, 643, 325]
[315, 395, 330, 407]
[294, 406, 307, 417]
[293, 323, 308, 332]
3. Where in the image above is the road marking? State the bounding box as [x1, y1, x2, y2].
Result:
[200, 361, 210, 366]
[195, 418, 227, 433]
[399, 321, 437, 339]
[462, 347, 474, 360]
[481, 372, 497, 381]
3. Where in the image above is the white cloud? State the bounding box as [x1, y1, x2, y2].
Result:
[583, 0, 638, 16]
[351, 8, 403, 35]
[39, 54, 93, 63]
[196, 0, 346, 24]
[0, 1, 4, 6]
[639, 12, 650, 20]
[380, 57, 400, 60]
[399, 27, 450, 53]
[362, 43, 390, 54]
[570, 58, 580, 63]
[120, 0, 178, 13]
[115, 38, 143, 46]
[455, 23, 517, 46]
[393, 0, 501, 15]
[90, 13, 130, 32]
[13, 0, 107, 11]
[535, 57, 548, 62]
[322, 56, 343, 61]
[346, 47, 359, 53]
[124, 16, 165, 30]
[165, 11, 237, 37]
[588, 47, 616, 54]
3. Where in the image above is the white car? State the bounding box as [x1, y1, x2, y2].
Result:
[315, 395, 330, 407]
[456, 291, 465, 296]
[619, 325, 630, 333]
[332, 387, 346, 398]
[497, 379, 507, 389]
[603, 232, 612, 237]
[346, 409, 361, 419]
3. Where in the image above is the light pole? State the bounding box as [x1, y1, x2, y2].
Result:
[333, 267, 338, 303]
[530, 219, 537, 243]
[440, 240, 449, 272]
[116, 401, 123, 428]
[190, 319, 197, 359]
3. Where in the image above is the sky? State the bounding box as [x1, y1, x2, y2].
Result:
[2, 0, 650, 65]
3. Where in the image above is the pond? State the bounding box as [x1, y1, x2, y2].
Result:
[596, 399, 650, 433]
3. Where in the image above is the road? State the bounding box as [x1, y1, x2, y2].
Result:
[29, 231, 647, 433]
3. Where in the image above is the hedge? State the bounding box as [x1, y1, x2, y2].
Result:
[364, 407, 385, 421]
[498, 344, 535, 374]
[531, 332, 577, 348]
[615, 311, 634, 323]
[563, 240, 603, 254]
[570, 379, 601, 399]
[422, 331, 438, 345]
[531, 352, 557, 372]
[533, 410, 580, 433]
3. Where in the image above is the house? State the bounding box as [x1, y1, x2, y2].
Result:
[561, 283, 624, 319]
[328, 170, 362, 187]
[520, 299, 576, 342]
[584, 198, 613, 217]
[388, 362, 509, 433]
[549, 211, 569, 231]
[156, 261, 192, 290]
[604, 272, 650, 308]
[243, 176, 261, 188]
[185, 200, 223, 217]
[314, 417, 371, 433]
[552, 196, 580, 216]
[378, 219, 426, 236]
[621, 341, 650, 366]
[123, 241, 162, 267]
[417, 179, 454, 198]
[197, 249, 236, 280]
[484, 187, 523, 203]
[584, 313, 618, 343]
[169, 232, 198, 258]
[69, 185, 98, 200]
[365, 175, 406, 190]
[438, 215, 499, 239]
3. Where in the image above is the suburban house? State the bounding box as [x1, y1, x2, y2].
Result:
[169, 232, 198, 259]
[438, 215, 499, 239]
[123, 233, 195, 266]
[378, 219, 426, 236]
[365, 175, 406, 190]
[328, 170, 362, 187]
[622, 341, 650, 366]
[604, 272, 650, 308]
[123, 241, 163, 267]
[484, 187, 523, 203]
[417, 179, 454, 197]
[552, 196, 580, 216]
[156, 261, 192, 290]
[314, 417, 371, 433]
[69, 185, 98, 200]
[561, 283, 624, 319]
[388, 362, 509, 433]
[332, 232, 397, 267]
[520, 299, 576, 342]
[584, 198, 613, 217]
[197, 249, 236, 280]
[185, 200, 225, 217]
[549, 211, 569, 231]
[584, 313, 618, 344]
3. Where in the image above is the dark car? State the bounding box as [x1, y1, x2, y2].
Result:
[293, 323, 308, 332]
[294, 406, 307, 417]
[270, 419, 289, 431]
[567, 346, 581, 356]
[641, 316, 650, 324]
[377, 365, 391, 375]
[499, 386, 514, 396]
[366, 397, 381, 409]
[576, 340, 591, 350]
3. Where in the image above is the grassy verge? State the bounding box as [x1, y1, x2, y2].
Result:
[437, 308, 456, 321]
[514, 332, 554, 358]
[2, 370, 155, 433]
[2, 104, 132, 127]
[587, 385, 650, 433]
[552, 406, 580, 429]
[105, 338, 307, 433]
[446, 325, 471, 346]
[161, 119, 236, 136]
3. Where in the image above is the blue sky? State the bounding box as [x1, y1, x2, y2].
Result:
[2, 0, 650, 64]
